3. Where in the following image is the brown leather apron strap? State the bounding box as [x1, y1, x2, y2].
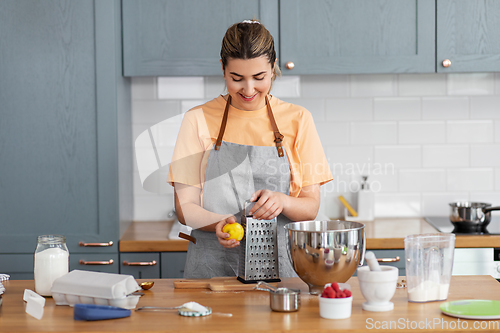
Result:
[265, 95, 285, 157]
[215, 95, 231, 151]
[215, 95, 284, 157]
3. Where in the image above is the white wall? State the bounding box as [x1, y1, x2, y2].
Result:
[132, 73, 500, 221]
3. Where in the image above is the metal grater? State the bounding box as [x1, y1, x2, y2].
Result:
[237, 201, 281, 283]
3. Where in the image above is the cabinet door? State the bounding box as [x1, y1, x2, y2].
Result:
[280, 0, 435, 74]
[71, 253, 120, 274]
[120, 253, 160, 279]
[437, 0, 500, 72]
[122, 0, 279, 76]
[161, 252, 187, 278]
[0, 1, 129, 254]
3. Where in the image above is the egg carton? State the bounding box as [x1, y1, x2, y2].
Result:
[51, 270, 141, 309]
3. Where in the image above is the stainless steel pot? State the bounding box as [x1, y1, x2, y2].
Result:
[449, 202, 500, 230]
[255, 281, 301, 312]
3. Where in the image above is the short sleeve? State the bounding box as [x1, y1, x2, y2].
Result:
[295, 112, 332, 188]
[167, 110, 207, 188]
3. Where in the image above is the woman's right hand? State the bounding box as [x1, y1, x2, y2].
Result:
[215, 216, 240, 249]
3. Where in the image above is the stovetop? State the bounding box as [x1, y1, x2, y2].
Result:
[425, 216, 500, 235]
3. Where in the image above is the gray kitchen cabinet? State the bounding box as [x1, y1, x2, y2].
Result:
[0, 0, 132, 278]
[120, 253, 161, 279]
[371, 249, 406, 276]
[122, 0, 278, 76]
[161, 252, 187, 278]
[280, 0, 435, 74]
[437, 0, 500, 72]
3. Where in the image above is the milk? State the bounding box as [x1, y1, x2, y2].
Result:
[407, 280, 450, 302]
[34, 247, 69, 296]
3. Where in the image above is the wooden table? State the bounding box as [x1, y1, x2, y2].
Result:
[2, 276, 500, 332]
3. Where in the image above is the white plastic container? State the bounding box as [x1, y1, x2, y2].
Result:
[319, 283, 352, 319]
[51, 270, 141, 309]
[319, 296, 353, 319]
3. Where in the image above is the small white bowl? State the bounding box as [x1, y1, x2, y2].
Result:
[319, 295, 353, 319]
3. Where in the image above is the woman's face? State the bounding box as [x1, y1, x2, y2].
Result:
[222, 56, 274, 111]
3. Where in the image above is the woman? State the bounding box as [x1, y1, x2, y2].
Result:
[168, 20, 332, 278]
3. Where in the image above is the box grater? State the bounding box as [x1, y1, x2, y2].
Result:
[237, 201, 281, 283]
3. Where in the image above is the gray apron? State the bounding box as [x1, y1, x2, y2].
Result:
[183, 96, 297, 278]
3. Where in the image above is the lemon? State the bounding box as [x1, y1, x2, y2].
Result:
[222, 223, 244, 241]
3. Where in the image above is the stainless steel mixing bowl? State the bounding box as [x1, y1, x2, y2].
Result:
[285, 220, 365, 294]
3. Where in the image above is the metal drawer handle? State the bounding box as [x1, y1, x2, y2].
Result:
[122, 260, 157, 266]
[79, 241, 114, 247]
[377, 256, 400, 263]
[79, 259, 114, 265]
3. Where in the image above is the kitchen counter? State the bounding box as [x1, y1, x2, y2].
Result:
[119, 218, 500, 252]
[2, 276, 500, 332]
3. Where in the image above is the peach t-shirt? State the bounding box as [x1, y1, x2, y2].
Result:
[168, 95, 332, 197]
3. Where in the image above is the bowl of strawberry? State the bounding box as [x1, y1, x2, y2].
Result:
[319, 282, 352, 319]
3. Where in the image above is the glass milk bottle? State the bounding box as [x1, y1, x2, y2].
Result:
[34, 235, 69, 296]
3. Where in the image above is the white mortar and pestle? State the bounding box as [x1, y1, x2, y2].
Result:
[357, 251, 398, 312]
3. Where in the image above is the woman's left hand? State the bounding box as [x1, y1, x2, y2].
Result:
[248, 189, 288, 220]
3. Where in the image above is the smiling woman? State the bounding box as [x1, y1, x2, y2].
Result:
[167, 20, 333, 279]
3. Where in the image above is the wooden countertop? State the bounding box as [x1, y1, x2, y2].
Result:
[2, 276, 500, 332]
[119, 219, 500, 252]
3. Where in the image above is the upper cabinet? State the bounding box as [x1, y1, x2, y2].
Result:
[437, 0, 500, 72]
[122, 0, 278, 76]
[279, 0, 435, 74]
[123, 0, 500, 76]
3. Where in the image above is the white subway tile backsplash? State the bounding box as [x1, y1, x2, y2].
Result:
[285, 98, 325, 121]
[132, 100, 181, 125]
[374, 97, 421, 120]
[496, 73, 500, 95]
[398, 74, 447, 96]
[132, 72, 500, 221]
[271, 76, 300, 98]
[447, 120, 493, 143]
[374, 146, 421, 168]
[351, 74, 397, 97]
[422, 97, 469, 120]
[131, 77, 157, 100]
[350, 122, 397, 145]
[158, 77, 204, 99]
[326, 98, 372, 121]
[204, 76, 226, 98]
[327, 146, 374, 168]
[399, 169, 446, 192]
[447, 168, 494, 191]
[134, 194, 174, 221]
[496, 121, 500, 142]
[470, 144, 500, 167]
[375, 193, 421, 217]
[181, 100, 209, 113]
[370, 173, 398, 193]
[399, 121, 446, 144]
[422, 145, 469, 168]
[447, 73, 495, 95]
[470, 96, 500, 119]
[301, 75, 350, 98]
[316, 122, 349, 146]
[421, 192, 469, 216]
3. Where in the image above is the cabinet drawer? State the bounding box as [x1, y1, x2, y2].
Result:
[0, 254, 34, 280]
[161, 252, 187, 278]
[70, 253, 119, 274]
[120, 253, 160, 279]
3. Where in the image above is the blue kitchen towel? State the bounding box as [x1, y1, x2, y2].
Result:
[74, 304, 131, 321]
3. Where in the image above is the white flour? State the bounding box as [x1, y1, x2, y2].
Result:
[408, 280, 449, 302]
[34, 247, 69, 296]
